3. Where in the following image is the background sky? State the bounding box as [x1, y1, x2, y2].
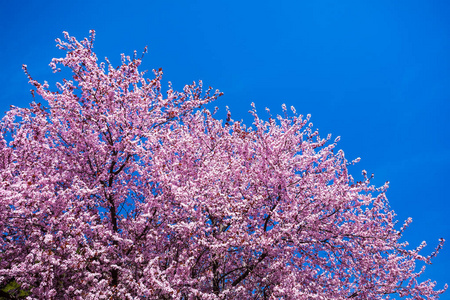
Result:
[1, 0, 449, 294]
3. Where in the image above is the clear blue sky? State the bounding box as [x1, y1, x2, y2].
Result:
[1, 0, 449, 293]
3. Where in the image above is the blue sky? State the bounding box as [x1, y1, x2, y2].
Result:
[1, 0, 449, 293]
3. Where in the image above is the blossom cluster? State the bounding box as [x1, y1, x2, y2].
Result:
[0, 31, 446, 299]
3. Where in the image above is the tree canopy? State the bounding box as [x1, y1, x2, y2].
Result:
[0, 31, 446, 299]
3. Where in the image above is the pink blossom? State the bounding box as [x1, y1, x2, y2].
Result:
[0, 31, 446, 299]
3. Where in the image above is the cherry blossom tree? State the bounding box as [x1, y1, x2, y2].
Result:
[0, 31, 446, 299]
